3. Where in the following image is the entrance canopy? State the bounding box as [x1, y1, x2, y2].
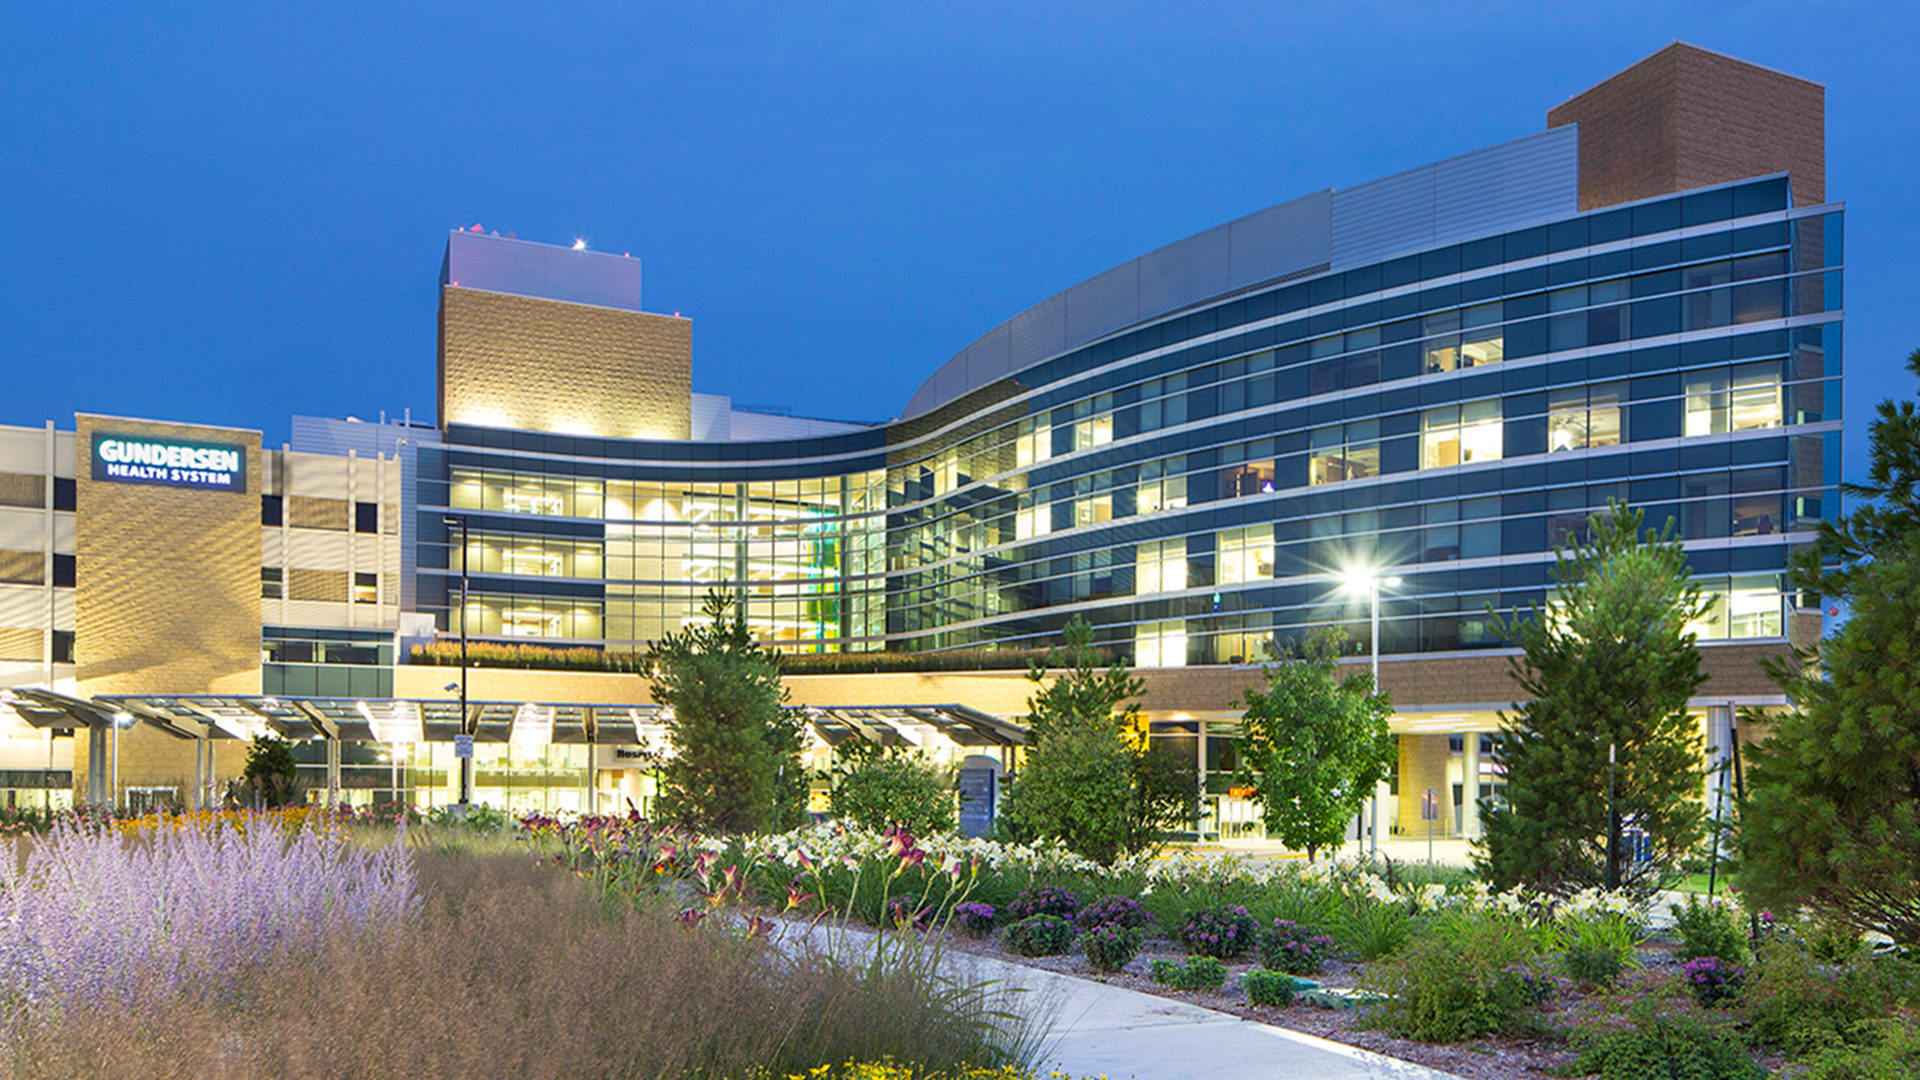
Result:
[88, 695, 1027, 749]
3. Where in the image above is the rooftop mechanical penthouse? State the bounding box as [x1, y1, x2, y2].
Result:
[0, 43, 1842, 838]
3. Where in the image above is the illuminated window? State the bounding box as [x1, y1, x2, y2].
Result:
[1548, 382, 1626, 452]
[1074, 494, 1113, 528]
[1216, 526, 1274, 584]
[261, 568, 282, 599]
[1136, 458, 1188, 514]
[353, 572, 378, 605]
[1015, 500, 1052, 540]
[1687, 575, 1785, 640]
[1074, 412, 1114, 450]
[1218, 459, 1277, 498]
[1686, 363, 1783, 436]
[1134, 620, 1187, 668]
[1136, 539, 1186, 595]
[1421, 400, 1503, 469]
[1014, 418, 1052, 468]
[1309, 421, 1380, 485]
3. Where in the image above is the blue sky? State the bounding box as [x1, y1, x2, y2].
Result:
[2, 3, 1913, 477]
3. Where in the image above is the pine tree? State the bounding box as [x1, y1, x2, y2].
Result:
[1234, 627, 1394, 861]
[1742, 349, 1920, 946]
[647, 591, 802, 835]
[1476, 502, 1711, 892]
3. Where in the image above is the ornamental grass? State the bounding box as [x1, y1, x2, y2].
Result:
[0, 835, 1037, 1078]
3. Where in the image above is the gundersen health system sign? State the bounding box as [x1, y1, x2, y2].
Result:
[91, 434, 248, 493]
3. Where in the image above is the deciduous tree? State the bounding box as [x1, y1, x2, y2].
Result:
[1233, 627, 1394, 861]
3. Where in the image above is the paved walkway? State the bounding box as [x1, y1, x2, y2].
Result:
[941, 950, 1462, 1080]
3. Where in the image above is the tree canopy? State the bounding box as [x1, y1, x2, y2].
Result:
[1233, 627, 1393, 861]
[1476, 502, 1710, 892]
[646, 591, 803, 834]
[1000, 616, 1195, 863]
[1742, 348, 1920, 946]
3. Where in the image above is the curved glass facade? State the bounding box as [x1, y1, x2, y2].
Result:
[413, 174, 1842, 667]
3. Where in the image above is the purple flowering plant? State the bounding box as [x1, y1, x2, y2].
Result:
[1682, 955, 1746, 1007]
[953, 901, 997, 937]
[1178, 904, 1259, 960]
[1006, 885, 1081, 922]
[1258, 918, 1337, 975]
[1075, 894, 1154, 931]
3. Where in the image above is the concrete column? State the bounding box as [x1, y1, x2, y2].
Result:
[1397, 734, 1453, 839]
[1372, 778, 1391, 848]
[326, 739, 341, 807]
[1195, 721, 1209, 840]
[1461, 732, 1481, 839]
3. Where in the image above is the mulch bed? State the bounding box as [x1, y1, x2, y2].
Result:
[941, 933, 1701, 1080]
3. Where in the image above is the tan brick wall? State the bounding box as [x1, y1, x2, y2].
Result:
[393, 640, 1792, 718]
[1548, 43, 1824, 210]
[438, 287, 691, 440]
[1398, 734, 1457, 839]
[287, 495, 348, 530]
[288, 567, 348, 603]
[0, 472, 44, 508]
[0, 627, 40, 661]
[74, 416, 264, 799]
[0, 550, 42, 585]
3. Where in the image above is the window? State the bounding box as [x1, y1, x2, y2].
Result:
[52, 630, 73, 664]
[1687, 575, 1785, 640]
[1309, 421, 1380, 485]
[1074, 412, 1113, 451]
[1014, 498, 1052, 540]
[261, 495, 283, 527]
[1134, 620, 1188, 668]
[261, 567, 283, 599]
[1014, 418, 1051, 467]
[1218, 459, 1276, 498]
[1421, 400, 1503, 469]
[1548, 382, 1626, 452]
[1422, 306, 1504, 373]
[353, 572, 378, 605]
[53, 478, 74, 512]
[354, 502, 379, 534]
[51, 554, 74, 588]
[1138, 375, 1188, 431]
[1136, 458, 1188, 514]
[1686, 363, 1783, 436]
[1216, 526, 1273, 585]
[1136, 539, 1186, 594]
[1074, 493, 1113, 528]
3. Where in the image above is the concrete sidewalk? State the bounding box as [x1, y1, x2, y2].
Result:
[944, 950, 1462, 1080]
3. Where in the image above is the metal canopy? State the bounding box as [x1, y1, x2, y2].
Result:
[91, 695, 1026, 748]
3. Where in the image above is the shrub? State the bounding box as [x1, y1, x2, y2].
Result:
[829, 745, 956, 836]
[1002, 915, 1075, 957]
[953, 903, 997, 938]
[1005, 886, 1081, 923]
[1682, 956, 1746, 1007]
[1358, 914, 1543, 1041]
[1177, 905, 1259, 960]
[1075, 895, 1153, 931]
[1079, 924, 1143, 973]
[1148, 956, 1227, 992]
[1673, 895, 1751, 967]
[1243, 969, 1299, 1007]
[1796, 1018, 1920, 1080]
[1745, 937, 1920, 1056]
[1258, 919, 1336, 975]
[237, 734, 303, 808]
[1566, 945, 1623, 988]
[1573, 1002, 1765, 1080]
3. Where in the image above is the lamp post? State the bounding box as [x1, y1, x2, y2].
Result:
[1343, 566, 1402, 855]
[110, 709, 135, 811]
[443, 514, 471, 806]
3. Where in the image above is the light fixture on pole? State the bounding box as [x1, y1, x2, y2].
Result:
[110, 709, 135, 812]
[1342, 565, 1402, 855]
[443, 514, 472, 806]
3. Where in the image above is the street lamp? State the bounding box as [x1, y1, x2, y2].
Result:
[443, 514, 471, 806]
[1342, 565, 1402, 855]
[110, 709, 135, 811]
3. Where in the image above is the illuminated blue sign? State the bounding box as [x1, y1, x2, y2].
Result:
[91, 434, 248, 493]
